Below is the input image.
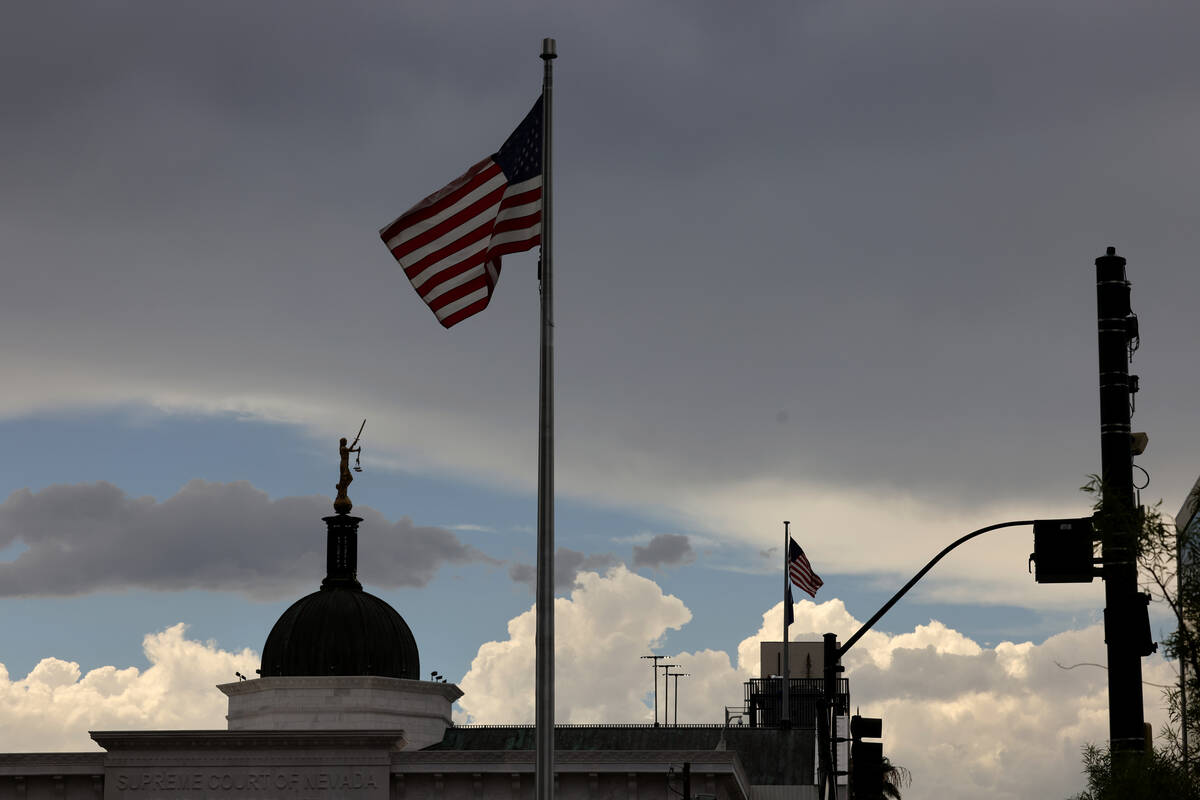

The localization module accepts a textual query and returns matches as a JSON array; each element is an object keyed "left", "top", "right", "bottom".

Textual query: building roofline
[{"left": 391, "top": 749, "right": 751, "bottom": 800}]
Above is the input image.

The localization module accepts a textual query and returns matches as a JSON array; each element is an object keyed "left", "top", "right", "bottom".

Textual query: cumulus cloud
[
  {"left": 0, "top": 480, "right": 498, "bottom": 599},
  {"left": 456, "top": 569, "right": 1177, "bottom": 800},
  {"left": 459, "top": 565, "right": 693, "bottom": 723},
  {"left": 631, "top": 533, "right": 695, "bottom": 570},
  {"left": 0, "top": 623, "right": 256, "bottom": 751},
  {"left": 508, "top": 548, "right": 622, "bottom": 593},
  {"left": 2, "top": 574, "right": 1179, "bottom": 800}
]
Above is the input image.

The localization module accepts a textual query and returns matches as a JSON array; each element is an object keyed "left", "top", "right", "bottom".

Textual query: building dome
[
  {"left": 259, "top": 513, "right": 421, "bottom": 679},
  {"left": 260, "top": 586, "right": 420, "bottom": 679}
]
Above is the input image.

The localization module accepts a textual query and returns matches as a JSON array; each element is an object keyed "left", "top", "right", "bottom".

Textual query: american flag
[
  {"left": 380, "top": 96, "right": 543, "bottom": 328},
  {"left": 788, "top": 537, "right": 824, "bottom": 598}
]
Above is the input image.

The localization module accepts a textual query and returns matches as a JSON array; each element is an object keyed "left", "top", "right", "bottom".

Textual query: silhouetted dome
[
  {"left": 260, "top": 586, "right": 420, "bottom": 679},
  {"left": 259, "top": 512, "right": 420, "bottom": 679}
]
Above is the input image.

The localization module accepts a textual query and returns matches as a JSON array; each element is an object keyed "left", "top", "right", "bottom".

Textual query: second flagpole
[
  {"left": 536, "top": 36, "right": 557, "bottom": 800},
  {"left": 781, "top": 521, "right": 791, "bottom": 728}
]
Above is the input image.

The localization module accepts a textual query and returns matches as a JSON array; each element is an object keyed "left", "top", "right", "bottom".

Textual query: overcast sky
[{"left": 2, "top": 3, "right": 1198, "bottom": 798}]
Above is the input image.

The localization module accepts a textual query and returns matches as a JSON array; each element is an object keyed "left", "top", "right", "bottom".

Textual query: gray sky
[
  {"left": 3, "top": 5, "right": 1199, "bottom": 794},
  {"left": 0, "top": 480, "right": 493, "bottom": 598},
  {"left": 2, "top": 0, "right": 1198, "bottom": 593}
]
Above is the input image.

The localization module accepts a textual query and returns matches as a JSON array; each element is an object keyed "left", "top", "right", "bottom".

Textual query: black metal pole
[
  {"left": 1095, "top": 246, "right": 1146, "bottom": 758},
  {"left": 782, "top": 521, "right": 791, "bottom": 729},
  {"left": 822, "top": 632, "right": 839, "bottom": 800}
]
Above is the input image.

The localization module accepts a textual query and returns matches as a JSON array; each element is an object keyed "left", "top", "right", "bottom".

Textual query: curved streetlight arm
[
  {"left": 837, "top": 519, "right": 1037, "bottom": 659},
  {"left": 819, "top": 518, "right": 1039, "bottom": 800}
]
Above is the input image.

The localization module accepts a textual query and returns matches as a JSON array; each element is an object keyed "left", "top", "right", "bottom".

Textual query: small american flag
[
  {"left": 380, "top": 96, "right": 543, "bottom": 328},
  {"left": 788, "top": 537, "right": 824, "bottom": 598}
]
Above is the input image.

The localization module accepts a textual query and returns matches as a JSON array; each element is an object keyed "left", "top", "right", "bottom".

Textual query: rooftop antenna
[
  {"left": 234, "top": 671, "right": 247, "bottom": 681},
  {"left": 666, "top": 670, "right": 690, "bottom": 726},
  {"left": 658, "top": 663, "right": 679, "bottom": 725},
  {"left": 641, "top": 655, "right": 665, "bottom": 726}
]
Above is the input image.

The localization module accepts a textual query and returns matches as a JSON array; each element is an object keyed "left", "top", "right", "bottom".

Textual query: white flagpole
[
  {"left": 782, "top": 521, "right": 790, "bottom": 728},
  {"left": 535, "top": 36, "right": 557, "bottom": 800}
]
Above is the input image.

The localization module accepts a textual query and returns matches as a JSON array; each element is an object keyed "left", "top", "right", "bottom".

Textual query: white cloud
[
  {"left": 456, "top": 570, "right": 1179, "bottom": 800},
  {"left": 0, "top": 582, "right": 1179, "bottom": 800},
  {"left": 457, "top": 566, "right": 693, "bottom": 723},
  {"left": 0, "top": 624, "right": 257, "bottom": 751}
]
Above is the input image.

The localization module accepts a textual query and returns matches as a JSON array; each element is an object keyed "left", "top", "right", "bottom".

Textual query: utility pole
[
  {"left": 1095, "top": 246, "right": 1147, "bottom": 757},
  {"left": 641, "top": 655, "right": 664, "bottom": 727}
]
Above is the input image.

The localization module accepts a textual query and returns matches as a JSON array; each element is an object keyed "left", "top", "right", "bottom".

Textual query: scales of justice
[{"left": 333, "top": 419, "right": 366, "bottom": 515}]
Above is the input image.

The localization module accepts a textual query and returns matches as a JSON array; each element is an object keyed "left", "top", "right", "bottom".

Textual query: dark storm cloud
[
  {"left": 0, "top": 481, "right": 499, "bottom": 599},
  {"left": 2, "top": 0, "right": 1199, "bottom": 529},
  {"left": 509, "top": 548, "right": 622, "bottom": 593},
  {"left": 631, "top": 534, "right": 695, "bottom": 570}
]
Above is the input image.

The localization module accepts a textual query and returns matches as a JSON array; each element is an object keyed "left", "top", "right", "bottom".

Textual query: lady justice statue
[{"left": 333, "top": 419, "right": 365, "bottom": 514}]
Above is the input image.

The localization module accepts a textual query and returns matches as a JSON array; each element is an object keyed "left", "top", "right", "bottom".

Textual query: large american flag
[
  {"left": 788, "top": 537, "right": 824, "bottom": 598},
  {"left": 380, "top": 96, "right": 543, "bottom": 328}
]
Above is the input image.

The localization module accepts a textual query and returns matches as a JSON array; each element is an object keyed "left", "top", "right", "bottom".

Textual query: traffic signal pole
[
  {"left": 819, "top": 519, "right": 1039, "bottom": 799},
  {"left": 815, "top": 247, "right": 1147, "bottom": 798},
  {"left": 1095, "top": 246, "right": 1146, "bottom": 757}
]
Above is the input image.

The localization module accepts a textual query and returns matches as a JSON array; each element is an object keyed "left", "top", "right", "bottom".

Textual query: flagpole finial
[{"left": 541, "top": 38, "right": 557, "bottom": 60}]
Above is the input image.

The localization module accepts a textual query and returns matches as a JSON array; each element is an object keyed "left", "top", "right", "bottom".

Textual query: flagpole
[
  {"left": 781, "top": 521, "right": 791, "bottom": 728},
  {"left": 535, "top": 36, "right": 557, "bottom": 800}
]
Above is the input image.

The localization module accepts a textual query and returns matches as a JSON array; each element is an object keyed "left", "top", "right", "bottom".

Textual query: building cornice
[
  {"left": 217, "top": 676, "right": 463, "bottom": 703},
  {"left": 0, "top": 753, "right": 105, "bottom": 776},
  {"left": 91, "top": 730, "right": 407, "bottom": 752}
]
